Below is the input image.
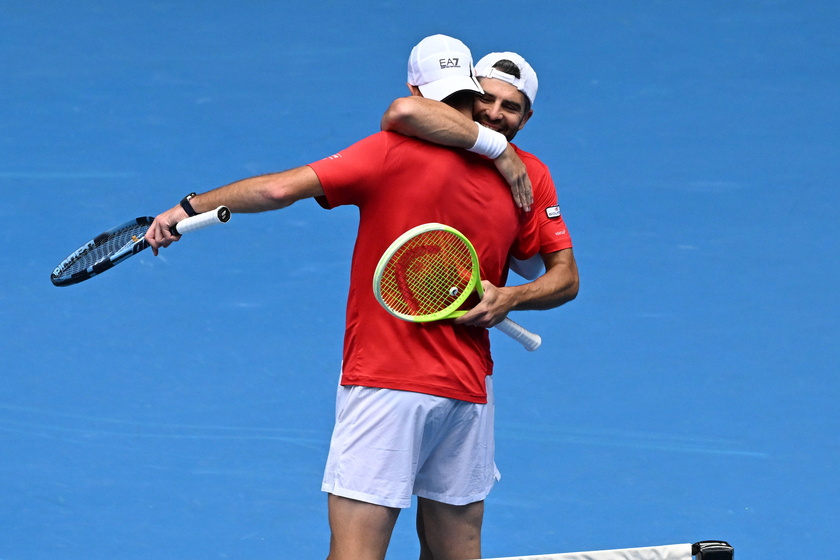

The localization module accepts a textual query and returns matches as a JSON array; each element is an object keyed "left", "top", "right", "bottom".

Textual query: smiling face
[{"left": 472, "top": 77, "right": 533, "bottom": 141}]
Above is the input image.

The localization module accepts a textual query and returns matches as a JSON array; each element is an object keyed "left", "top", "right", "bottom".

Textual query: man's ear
[
  {"left": 407, "top": 83, "right": 423, "bottom": 97},
  {"left": 518, "top": 108, "right": 534, "bottom": 131}
]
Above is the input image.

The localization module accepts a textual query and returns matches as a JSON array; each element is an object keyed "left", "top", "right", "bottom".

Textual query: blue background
[{"left": 1, "top": 1, "right": 838, "bottom": 558}]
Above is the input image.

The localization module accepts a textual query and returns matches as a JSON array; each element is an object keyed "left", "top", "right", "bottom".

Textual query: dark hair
[
  {"left": 492, "top": 59, "right": 521, "bottom": 79},
  {"left": 441, "top": 90, "right": 478, "bottom": 111},
  {"left": 489, "top": 60, "right": 531, "bottom": 114}
]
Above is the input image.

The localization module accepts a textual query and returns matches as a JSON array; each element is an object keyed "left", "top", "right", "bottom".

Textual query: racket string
[
  {"left": 379, "top": 230, "right": 474, "bottom": 317},
  {"left": 62, "top": 224, "right": 149, "bottom": 275}
]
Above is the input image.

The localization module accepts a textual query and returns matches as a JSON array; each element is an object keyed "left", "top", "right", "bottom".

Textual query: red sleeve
[
  {"left": 516, "top": 147, "right": 573, "bottom": 254},
  {"left": 308, "top": 133, "right": 390, "bottom": 209}
]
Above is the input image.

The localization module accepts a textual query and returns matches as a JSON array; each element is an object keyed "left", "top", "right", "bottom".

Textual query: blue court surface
[{"left": 2, "top": 2, "right": 838, "bottom": 558}]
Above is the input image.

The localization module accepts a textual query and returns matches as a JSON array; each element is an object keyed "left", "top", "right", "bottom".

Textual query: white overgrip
[
  {"left": 174, "top": 206, "right": 231, "bottom": 235},
  {"left": 494, "top": 317, "right": 542, "bottom": 351}
]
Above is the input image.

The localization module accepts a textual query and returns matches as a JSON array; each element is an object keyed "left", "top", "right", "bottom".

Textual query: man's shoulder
[
  {"left": 318, "top": 130, "right": 421, "bottom": 160},
  {"left": 379, "top": 131, "right": 491, "bottom": 169},
  {"left": 379, "top": 130, "right": 462, "bottom": 153},
  {"left": 512, "top": 143, "right": 553, "bottom": 183},
  {"left": 512, "top": 143, "right": 548, "bottom": 167},
  {"left": 343, "top": 130, "right": 416, "bottom": 148}
]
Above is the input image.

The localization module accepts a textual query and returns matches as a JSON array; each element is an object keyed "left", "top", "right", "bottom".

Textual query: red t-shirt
[
  {"left": 308, "top": 132, "right": 539, "bottom": 403},
  {"left": 513, "top": 144, "right": 574, "bottom": 254}
]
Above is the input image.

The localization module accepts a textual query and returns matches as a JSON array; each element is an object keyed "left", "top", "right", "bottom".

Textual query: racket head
[
  {"left": 373, "top": 223, "right": 480, "bottom": 322},
  {"left": 50, "top": 217, "right": 154, "bottom": 286}
]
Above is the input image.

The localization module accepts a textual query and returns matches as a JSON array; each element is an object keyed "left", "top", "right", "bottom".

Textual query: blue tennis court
[{"left": 2, "top": 1, "right": 838, "bottom": 558}]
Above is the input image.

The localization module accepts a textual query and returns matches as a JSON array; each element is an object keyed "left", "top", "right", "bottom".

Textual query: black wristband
[{"left": 180, "top": 192, "right": 198, "bottom": 217}]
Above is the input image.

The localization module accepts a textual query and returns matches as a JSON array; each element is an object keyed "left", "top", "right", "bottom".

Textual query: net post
[{"left": 692, "top": 541, "right": 734, "bottom": 560}]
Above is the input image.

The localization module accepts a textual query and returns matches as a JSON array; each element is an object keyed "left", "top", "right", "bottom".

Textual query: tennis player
[
  {"left": 145, "top": 35, "right": 573, "bottom": 560},
  {"left": 381, "top": 50, "right": 580, "bottom": 557},
  {"left": 381, "top": 50, "right": 579, "bottom": 324}
]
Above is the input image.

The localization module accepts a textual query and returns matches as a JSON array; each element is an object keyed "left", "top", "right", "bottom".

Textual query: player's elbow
[
  {"left": 567, "top": 274, "right": 580, "bottom": 302},
  {"left": 263, "top": 186, "right": 297, "bottom": 209},
  {"left": 543, "top": 249, "right": 579, "bottom": 304},
  {"left": 261, "top": 168, "right": 323, "bottom": 210},
  {"left": 545, "top": 273, "right": 578, "bottom": 309},
  {"left": 563, "top": 262, "right": 581, "bottom": 303},
  {"left": 381, "top": 97, "right": 416, "bottom": 133}
]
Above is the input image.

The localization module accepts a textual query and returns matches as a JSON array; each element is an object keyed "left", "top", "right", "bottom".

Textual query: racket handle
[
  {"left": 173, "top": 206, "right": 231, "bottom": 235},
  {"left": 494, "top": 317, "right": 542, "bottom": 352}
]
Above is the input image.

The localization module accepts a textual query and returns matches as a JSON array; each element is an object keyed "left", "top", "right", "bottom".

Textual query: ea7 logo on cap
[
  {"left": 439, "top": 58, "right": 461, "bottom": 69},
  {"left": 545, "top": 205, "right": 562, "bottom": 219}
]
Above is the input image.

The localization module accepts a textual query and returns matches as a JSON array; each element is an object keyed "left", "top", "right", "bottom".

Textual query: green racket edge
[{"left": 373, "top": 223, "right": 478, "bottom": 322}]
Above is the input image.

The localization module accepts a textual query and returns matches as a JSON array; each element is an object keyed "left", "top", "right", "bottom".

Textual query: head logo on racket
[{"left": 373, "top": 223, "right": 541, "bottom": 351}]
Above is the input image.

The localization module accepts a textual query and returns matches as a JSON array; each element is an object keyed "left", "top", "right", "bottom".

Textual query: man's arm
[
  {"left": 454, "top": 248, "right": 579, "bottom": 327},
  {"left": 144, "top": 165, "right": 324, "bottom": 255},
  {"left": 381, "top": 96, "right": 533, "bottom": 211},
  {"left": 381, "top": 96, "right": 477, "bottom": 147}
]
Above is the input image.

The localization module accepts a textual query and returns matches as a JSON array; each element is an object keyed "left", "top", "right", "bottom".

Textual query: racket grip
[
  {"left": 494, "top": 317, "right": 542, "bottom": 352},
  {"left": 173, "top": 206, "right": 231, "bottom": 235}
]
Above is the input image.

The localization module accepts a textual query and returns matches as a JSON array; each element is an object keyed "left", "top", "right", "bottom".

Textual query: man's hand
[
  {"left": 453, "top": 281, "right": 515, "bottom": 328},
  {"left": 144, "top": 205, "right": 188, "bottom": 256},
  {"left": 495, "top": 144, "right": 533, "bottom": 212},
  {"left": 455, "top": 248, "right": 580, "bottom": 329}
]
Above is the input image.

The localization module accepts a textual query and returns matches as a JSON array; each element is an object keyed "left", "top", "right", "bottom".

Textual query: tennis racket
[
  {"left": 50, "top": 206, "right": 231, "bottom": 287},
  {"left": 373, "top": 222, "right": 542, "bottom": 351}
]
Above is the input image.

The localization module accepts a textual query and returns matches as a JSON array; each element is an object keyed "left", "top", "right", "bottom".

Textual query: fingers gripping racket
[
  {"left": 373, "top": 223, "right": 542, "bottom": 351},
  {"left": 50, "top": 206, "right": 231, "bottom": 287}
]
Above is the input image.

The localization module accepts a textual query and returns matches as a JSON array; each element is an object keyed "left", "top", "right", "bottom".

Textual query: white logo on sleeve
[{"left": 545, "top": 205, "right": 562, "bottom": 219}]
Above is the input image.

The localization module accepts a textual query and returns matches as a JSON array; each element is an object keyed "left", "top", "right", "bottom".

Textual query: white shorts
[{"left": 321, "top": 378, "right": 499, "bottom": 508}]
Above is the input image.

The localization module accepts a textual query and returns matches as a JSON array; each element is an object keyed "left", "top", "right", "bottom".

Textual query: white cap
[
  {"left": 407, "top": 34, "right": 483, "bottom": 101},
  {"left": 475, "top": 52, "right": 538, "bottom": 107}
]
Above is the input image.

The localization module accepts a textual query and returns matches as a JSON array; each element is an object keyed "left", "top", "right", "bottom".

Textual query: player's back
[{"left": 310, "top": 131, "right": 535, "bottom": 402}]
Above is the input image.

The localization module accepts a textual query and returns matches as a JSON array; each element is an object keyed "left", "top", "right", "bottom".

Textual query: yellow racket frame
[{"left": 373, "top": 223, "right": 480, "bottom": 322}]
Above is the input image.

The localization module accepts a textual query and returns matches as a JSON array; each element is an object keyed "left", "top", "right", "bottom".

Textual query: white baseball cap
[
  {"left": 475, "top": 52, "right": 539, "bottom": 107},
  {"left": 407, "top": 34, "right": 483, "bottom": 101}
]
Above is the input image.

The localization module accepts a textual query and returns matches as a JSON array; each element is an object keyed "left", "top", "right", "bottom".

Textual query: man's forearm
[
  {"left": 504, "top": 249, "right": 579, "bottom": 311},
  {"left": 381, "top": 96, "right": 478, "bottom": 147},
  {"left": 145, "top": 166, "right": 324, "bottom": 254},
  {"left": 187, "top": 166, "right": 324, "bottom": 215},
  {"left": 455, "top": 248, "right": 579, "bottom": 328}
]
